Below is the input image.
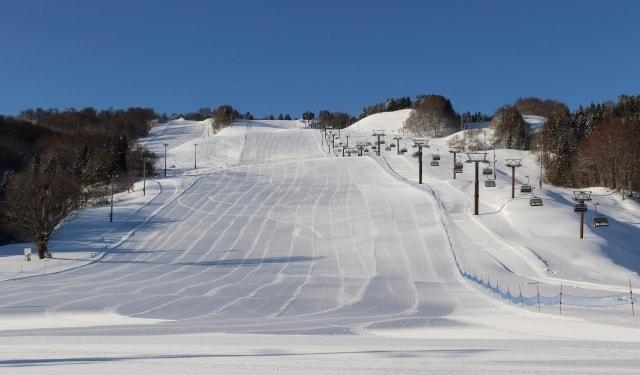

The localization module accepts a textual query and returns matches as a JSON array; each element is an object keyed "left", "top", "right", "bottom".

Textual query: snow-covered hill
[
  {"left": 1, "top": 115, "right": 640, "bottom": 373},
  {"left": 346, "top": 108, "right": 412, "bottom": 134}
]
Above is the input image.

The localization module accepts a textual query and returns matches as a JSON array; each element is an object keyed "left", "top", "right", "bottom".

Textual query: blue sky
[{"left": 1, "top": 0, "right": 638, "bottom": 117}]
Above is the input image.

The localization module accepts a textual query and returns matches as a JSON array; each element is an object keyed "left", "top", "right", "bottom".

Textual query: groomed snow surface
[{"left": 1, "top": 115, "right": 640, "bottom": 374}]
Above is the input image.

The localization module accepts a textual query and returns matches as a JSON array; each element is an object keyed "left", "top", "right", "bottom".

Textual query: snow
[
  {"left": 523, "top": 114, "right": 547, "bottom": 133},
  {"left": 346, "top": 109, "right": 412, "bottom": 134},
  {"left": 1, "top": 116, "right": 640, "bottom": 373}
]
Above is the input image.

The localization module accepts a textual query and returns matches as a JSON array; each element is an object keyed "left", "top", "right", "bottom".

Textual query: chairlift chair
[
  {"left": 529, "top": 197, "right": 543, "bottom": 206},
  {"left": 520, "top": 185, "right": 532, "bottom": 193},
  {"left": 432, "top": 154, "right": 441, "bottom": 161},
  {"left": 412, "top": 151, "right": 420, "bottom": 158},
  {"left": 430, "top": 160, "right": 439, "bottom": 166},
  {"left": 454, "top": 161, "right": 464, "bottom": 173},
  {"left": 482, "top": 167, "right": 492, "bottom": 176},
  {"left": 592, "top": 217, "right": 609, "bottom": 227},
  {"left": 385, "top": 146, "right": 391, "bottom": 151},
  {"left": 592, "top": 202, "right": 609, "bottom": 227},
  {"left": 364, "top": 149, "right": 369, "bottom": 153},
  {"left": 484, "top": 179, "right": 496, "bottom": 187},
  {"left": 520, "top": 175, "right": 533, "bottom": 193},
  {"left": 400, "top": 147, "right": 408, "bottom": 153},
  {"left": 390, "top": 143, "right": 396, "bottom": 148}
]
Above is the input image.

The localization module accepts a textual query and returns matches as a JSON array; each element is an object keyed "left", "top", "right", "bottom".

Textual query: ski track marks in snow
[{"left": 0, "top": 125, "right": 473, "bottom": 337}]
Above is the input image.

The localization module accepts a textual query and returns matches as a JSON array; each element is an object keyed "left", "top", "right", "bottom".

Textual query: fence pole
[
  {"left": 630, "top": 279, "right": 635, "bottom": 318},
  {"left": 519, "top": 285, "right": 524, "bottom": 308},
  {"left": 559, "top": 283, "right": 563, "bottom": 315},
  {"left": 537, "top": 283, "right": 541, "bottom": 312}
]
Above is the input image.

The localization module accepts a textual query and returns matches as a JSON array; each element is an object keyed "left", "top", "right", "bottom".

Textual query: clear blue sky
[{"left": 1, "top": 0, "right": 638, "bottom": 117}]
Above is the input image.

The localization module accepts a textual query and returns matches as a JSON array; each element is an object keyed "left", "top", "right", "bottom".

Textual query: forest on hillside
[{"left": 0, "top": 108, "right": 157, "bottom": 255}]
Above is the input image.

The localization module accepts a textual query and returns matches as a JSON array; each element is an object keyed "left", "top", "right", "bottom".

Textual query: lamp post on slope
[
  {"left": 142, "top": 157, "right": 146, "bottom": 196},
  {"left": 194, "top": 143, "right": 198, "bottom": 170},
  {"left": 163, "top": 143, "right": 169, "bottom": 177},
  {"left": 109, "top": 173, "right": 118, "bottom": 223}
]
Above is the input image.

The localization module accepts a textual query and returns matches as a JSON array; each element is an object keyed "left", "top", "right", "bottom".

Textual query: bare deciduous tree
[{"left": 2, "top": 172, "right": 80, "bottom": 259}]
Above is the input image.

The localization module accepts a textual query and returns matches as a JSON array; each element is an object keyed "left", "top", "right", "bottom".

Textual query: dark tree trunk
[{"left": 35, "top": 233, "right": 50, "bottom": 259}]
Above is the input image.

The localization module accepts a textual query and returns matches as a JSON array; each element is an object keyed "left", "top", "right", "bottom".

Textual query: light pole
[
  {"left": 163, "top": 143, "right": 169, "bottom": 177},
  {"left": 345, "top": 135, "right": 350, "bottom": 148},
  {"left": 413, "top": 138, "right": 429, "bottom": 184},
  {"left": 109, "top": 173, "right": 117, "bottom": 223},
  {"left": 142, "top": 157, "right": 146, "bottom": 196},
  {"left": 372, "top": 130, "right": 386, "bottom": 157},
  {"left": 493, "top": 145, "right": 497, "bottom": 180},
  {"left": 466, "top": 152, "right": 489, "bottom": 215},
  {"left": 505, "top": 159, "right": 522, "bottom": 199},
  {"left": 538, "top": 144, "right": 543, "bottom": 190},
  {"left": 194, "top": 143, "right": 198, "bottom": 170}
]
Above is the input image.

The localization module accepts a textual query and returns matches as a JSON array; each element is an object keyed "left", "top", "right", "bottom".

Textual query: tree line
[
  {"left": 543, "top": 95, "right": 640, "bottom": 193},
  {"left": 0, "top": 108, "right": 157, "bottom": 257},
  {"left": 485, "top": 95, "right": 640, "bottom": 193}
]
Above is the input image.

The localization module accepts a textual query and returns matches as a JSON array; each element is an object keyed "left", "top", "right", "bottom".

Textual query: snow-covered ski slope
[
  {"left": 1, "top": 117, "right": 640, "bottom": 374},
  {"left": 347, "top": 108, "right": 412, "bottom": 134}
]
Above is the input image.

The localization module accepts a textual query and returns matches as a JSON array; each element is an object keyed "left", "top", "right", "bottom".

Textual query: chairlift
[
  {"left": 482, "top": 167, "right": 492, "bottom": 176},
  {"left": 529, "top": 197, "right": 543, "bottom": 206},
  {"left": 400, "top": 147, "right": 408, "bottom": 153},
  {"left": 432, "top": 154, "right": 441, "bottom": 161},
  {"left": 364, "top": 149, "right": 369, "bottom": 153},
  {"left": 484, "top": 179, "right": 496, "bottom": 187},
  {"left": 592, "top": 217, "right": 609, "bottom": 227},
  {"left": 412, "top": 151, "right": 420, "bottom": 158},
  {"left": 574, "top": 202, "right": 587, "bottom": 213},
  {"left": 430, "top": 160, "right": 439, "bottom": 166},
  {"left": 385, "top": 146, "right": 391, "bottom": 151},
  {"left": 390, "top": 143, "right": 396, "bottom": 148},
  {"left": 454, "top": 161, "right": 464, "bottom": 173},
  {"left": 592, "top": 202, "right": 609, "bottom": 227},
  {"left": 520, "top": 175, "right": 532, "bottom": 193}
]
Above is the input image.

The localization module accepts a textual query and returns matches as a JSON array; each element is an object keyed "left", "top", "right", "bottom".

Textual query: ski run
[{"left": 1, "top": 112, "right": 640, "bottom": 374}]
